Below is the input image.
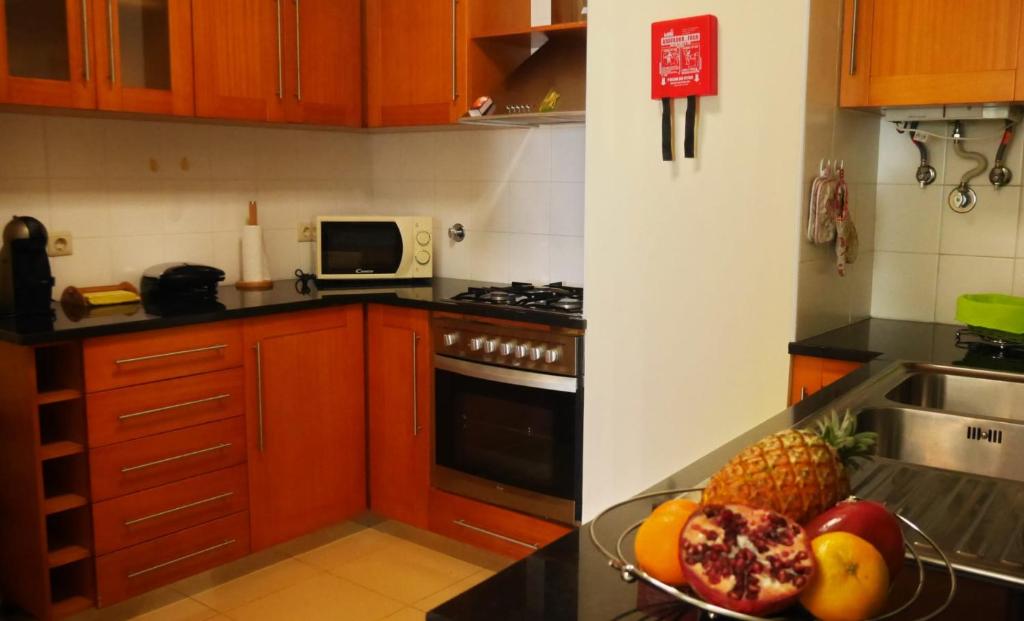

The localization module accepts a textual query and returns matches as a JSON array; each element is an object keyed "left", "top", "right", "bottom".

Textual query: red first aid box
[{"left": 651, "top": 14, "right": 718, "bottom": 100}]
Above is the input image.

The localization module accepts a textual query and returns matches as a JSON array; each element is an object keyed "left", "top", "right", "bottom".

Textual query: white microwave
[{"left": 315, "top": 216, "right": 433, "bottom": 280}]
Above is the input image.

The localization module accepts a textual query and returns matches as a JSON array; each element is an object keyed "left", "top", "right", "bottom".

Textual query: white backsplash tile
[
  {"left": 935, "top": 255, "right": 1014, "bottom": 324},
  {"left": 48, "top": 179, "right": 110, "bottom": 238},
  {"left": 508, "top": 234, "right": 550, "bottom": 283},
  {"left": 0, "top": 114, "right": 47, "bottom": 179},
  {"left": 876, "top": 121, "right": 946, "bottom": 186},
  {"left": 549, "top": 182, "right": 585, "bottom": 237},
  {"left": 943, "top": 120, "right": 1024, "bottom": 187},
  {"left": 549, "top": 236, "right": 584, "bottom": 286},
  {"left": 507, "top": 182, "right": 550, "bottom": 235},
  {"left": 44, "top": 116, "right": 106, "bottom": 179},
  {"left": 0, "top": 179, "right": 51, "bottom": 225},
  {"left": 470, "top": 231, "right": 510, "bottom": 283},
  {"left": 551, "top": 127, "right": 586, "bottom": 183},
  {"left": 1013, "top": 259, "right": 1024, "bottom": 296},
  {"left": 111, "top": 234, "right": 165, "bottom": 284},
  {"left": 939, "top": 185, "right": 1020, "bottom": 257},
  {"left": 870, "top": 251, "right": 938, "bottom": 322},
  {"left": 874, "top": 184, "right": 941, "bottom": 253},
  {"left": 507, "top": 128, "right": 552, "bottom": 182}
]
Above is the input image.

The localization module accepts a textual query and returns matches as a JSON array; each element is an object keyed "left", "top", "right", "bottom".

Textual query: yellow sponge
[{"left": 82, "top": 290, "right": 141, "bottom": 306}]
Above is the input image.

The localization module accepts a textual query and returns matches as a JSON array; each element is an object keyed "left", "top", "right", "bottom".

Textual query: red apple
[{"left": 805, "top": 499, "right": 905, "bottom": 579}]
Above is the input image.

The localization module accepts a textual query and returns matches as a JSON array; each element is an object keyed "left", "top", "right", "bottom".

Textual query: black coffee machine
[{"left": 0, "top": 216, "right": 56, "bottom": 317}]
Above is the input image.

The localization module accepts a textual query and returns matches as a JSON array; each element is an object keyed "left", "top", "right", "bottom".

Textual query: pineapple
[{"left": 702, "top": 410, "right": 877, "bottom": 524}]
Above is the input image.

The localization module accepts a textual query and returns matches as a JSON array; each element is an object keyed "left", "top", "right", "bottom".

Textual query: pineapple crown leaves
[{"left": 815, "top": 408, "right": 878, "bottom": 470}]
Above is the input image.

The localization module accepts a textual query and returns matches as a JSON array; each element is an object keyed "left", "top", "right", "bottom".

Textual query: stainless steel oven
[{"left": 432, "top": 316, "right": 583, "bottom": 525}]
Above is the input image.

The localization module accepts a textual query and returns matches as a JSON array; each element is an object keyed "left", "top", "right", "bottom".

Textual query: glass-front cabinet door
[
  {"left": 0, "top": 0, "right": 96, "bottom": 108},
  {"left": 92, "top": 0, "right": 193, "bottom": 115}
]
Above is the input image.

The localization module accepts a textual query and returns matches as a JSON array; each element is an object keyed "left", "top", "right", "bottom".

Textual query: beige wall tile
[
  {"left": 935, "top": 255, "right": 1014, "bottom": 324},
  {"left": 870, "top": 251, "right": 939, "bottom": 322},
  {"left": 939, "top": 185, "right": 1020, "bottom": 257},
  {"left": 874, "top": 184, "right": 942, "bottom": 253}
]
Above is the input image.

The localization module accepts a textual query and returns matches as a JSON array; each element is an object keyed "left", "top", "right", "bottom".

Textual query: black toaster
[{"left": 141, "top": 263, "right": 225, "bottom": 308}]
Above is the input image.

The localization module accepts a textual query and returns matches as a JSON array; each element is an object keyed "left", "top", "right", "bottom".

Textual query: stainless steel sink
[{"left": 798, "top": 362, "right": 1024, "bottom": 586}]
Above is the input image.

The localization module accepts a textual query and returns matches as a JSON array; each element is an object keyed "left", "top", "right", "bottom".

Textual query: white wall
[
  {"left": 0, "top": 113, "right": 585, "bottom": 292},
  {"left": 795, "top": 0, "right": 880, "bottom": 340},
  {"left": 582, "top": 0, "right": 811, "bottom": 519},
  {"left": 871, "top": 119, "right": 1024, "bottom": 324}
]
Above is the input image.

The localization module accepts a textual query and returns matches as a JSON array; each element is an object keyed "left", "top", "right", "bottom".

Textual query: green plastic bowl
[{"left": 956, "top": 293, "right": 1024, "bottom": 334}]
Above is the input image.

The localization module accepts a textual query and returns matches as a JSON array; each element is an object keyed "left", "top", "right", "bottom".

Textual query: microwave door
[{"left": 319, "top": 221, "right": 404, "bottom": 276}]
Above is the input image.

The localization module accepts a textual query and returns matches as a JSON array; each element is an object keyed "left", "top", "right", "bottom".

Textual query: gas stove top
[{"left": 447, "top": 282, "right": 583, "bottom": 315}]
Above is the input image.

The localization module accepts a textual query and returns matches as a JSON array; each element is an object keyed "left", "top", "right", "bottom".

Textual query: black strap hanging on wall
[
  {"left": 662, "top": 98, "right": 673, "bottom": 161},
  {"left": 683, "top": 95, "right": 697, "bottom": 159}
]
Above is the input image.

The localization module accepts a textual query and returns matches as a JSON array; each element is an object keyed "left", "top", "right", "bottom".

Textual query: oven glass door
[
  {"left": 435, "top": 361, "right": 579, "bottom": 501},
  {"left": 320, "top": 221, "right": 404, "bottom": 275}
]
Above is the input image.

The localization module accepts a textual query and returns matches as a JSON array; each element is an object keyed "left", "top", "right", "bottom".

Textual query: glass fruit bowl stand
[{"left": 588, "top": 488, "right": 957, "bottom": 621}]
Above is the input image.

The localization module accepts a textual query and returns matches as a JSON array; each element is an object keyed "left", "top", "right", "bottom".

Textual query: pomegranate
[
  {"left": 679, "top": 504, "right": 815, "bottom": 616},
  {"left": 805, "top": 498, "right": 905, "bottom": 579}
]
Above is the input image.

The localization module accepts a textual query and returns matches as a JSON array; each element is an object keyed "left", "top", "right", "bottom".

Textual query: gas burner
[
  {"left": 448, "top": 282, "right": 583, "bottom": 315},
  {"left": 956, "top": 326, "right": 1024, "bottom": 358}
]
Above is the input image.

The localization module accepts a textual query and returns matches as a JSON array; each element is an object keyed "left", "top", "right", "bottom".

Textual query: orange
[
  {"left": 800, "top": 532, "right": 890, "bottom": 621},
  {"left": 633, "top": 499, "right": 699, "bottom": 585}
]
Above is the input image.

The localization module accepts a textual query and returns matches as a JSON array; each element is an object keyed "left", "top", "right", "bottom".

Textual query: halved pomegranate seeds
[{"left": 679, "top": 504, "right": 815, "bottom": 616}]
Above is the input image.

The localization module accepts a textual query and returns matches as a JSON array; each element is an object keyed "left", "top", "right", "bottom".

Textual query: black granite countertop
[
  {"left": 0, "top": 278, "right": 586, "bottom": 345},
  {"left": 430, "top": 363, "right": 1024, "bottom": 620}
]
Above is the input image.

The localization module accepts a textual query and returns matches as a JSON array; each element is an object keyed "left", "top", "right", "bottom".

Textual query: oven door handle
[{"left": 434, "top": 356, "right": 578, "bottom": 393}]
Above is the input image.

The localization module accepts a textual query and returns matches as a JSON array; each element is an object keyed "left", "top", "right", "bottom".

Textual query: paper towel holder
[{"left": 235, "top": 201, "right": 274, "bottom": 291}]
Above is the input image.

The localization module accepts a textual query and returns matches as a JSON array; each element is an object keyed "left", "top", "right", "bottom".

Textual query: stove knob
[
  {"left": 443, "top": 333, "right": 460, "bottom": 347},
  {"left": 544, "top": 348, "right": 561, "bottom": 364},
  {"left": 468, "top": 337, "right": 484, "bottom": 352},
  {"left": 499, "top": 342, "right": 515, "bottom": 356},
  {"left": 529, "top": 346, "right": 545, "bottom": 361},
  {"left": 484, "top": 338, "right": 499, "bottom": 354},
  {"left": 514, "top": 344, "right": 529, "bottom": 359}
]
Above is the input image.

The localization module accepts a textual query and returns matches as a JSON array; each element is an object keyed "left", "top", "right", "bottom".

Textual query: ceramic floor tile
[
  {"left": 170, "top": 548, "right": 291, "bottom": 598},
  {"left": 66, "top": 588, "right": 194, "bottom": 621},
  {"left": 331, "top": 539, "right": 483, "bottom": 605},
  {"left": 293, "top": 528, "right": 404, "bottom": 571},
  {"left": 271, "top": 521, "right": 367, "bottom": 558},
  {"left": 413, "top": 570, "right": 495, "bottom": 612},
  {"left": 127, "top": 599, "right": 220, "bottom": 621},
  {"left": 382, "top": 608, "right": 426, "bottom": 621},
  {"left": 371, "top": 520, "right": 514, "bottom": 573},
  {"left": 187, "top": 558, "right": 322, "bottom": 612},
  {"left": 224, "top": 573, "right": 403, "bottom": 621}
]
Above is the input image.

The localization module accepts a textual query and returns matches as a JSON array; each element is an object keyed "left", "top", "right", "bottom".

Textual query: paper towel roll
[{"left": 241, "top": 224, "right": 269, "bottom": 283}]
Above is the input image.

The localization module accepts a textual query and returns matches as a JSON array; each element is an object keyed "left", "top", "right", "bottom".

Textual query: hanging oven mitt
[
  {"left": 813, "top": 169, "right": 837, "bottom": 244},
  {"left": 834, "top": 170, "right": 858, "bottom": 276}
]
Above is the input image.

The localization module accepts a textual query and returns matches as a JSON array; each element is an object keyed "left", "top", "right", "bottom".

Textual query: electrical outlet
[
  {"left": 297, "top": 222, "right": 316, "bottom": 243},
  {"left": 47, "top": 231, "right": 73, "bottom": 257}
]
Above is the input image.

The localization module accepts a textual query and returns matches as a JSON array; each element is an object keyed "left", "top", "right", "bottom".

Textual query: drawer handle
[
  {"left": 124, "top": 491, "right": 235, "bottom": 527},
  {"left": 115, "top": 344, "right": 228, "bottom": 366},
  {"left": 119, "top": 394, "right": 232, "bottom": 421},
  {"left": 452, "top": 519, "right": 539, "bottom": 551},
  {"left": 120, "top": 443, "right": 232, "bottom": 474},
  {"left": 126, "top": 539, "right": 236, "bottom": 579}
]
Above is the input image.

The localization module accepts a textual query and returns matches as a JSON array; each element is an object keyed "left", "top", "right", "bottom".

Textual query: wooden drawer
[
  {"left": 84, "top": 322, "right": 243, "bottom": 392},
  {"left": 96, "top": 511, "right": 250, "bottom": 607},
  {"left": 87, "top": 368, "right": 245, "bottom": 447},
  {"left": 90, "top": 417, "right": 247, "bottom": 502},
  {"left": 93, "top": 465, "right": 249, "bottom": 556},
  {"left": 428, "top": 489, "right": 572, "bottom": 560}
]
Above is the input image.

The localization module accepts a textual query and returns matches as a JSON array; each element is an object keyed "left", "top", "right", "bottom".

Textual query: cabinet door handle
[
  {"left": 118, "top": 393, "right": 231, "bottom": 421},
  {"left": 255, "top": 343, "right": 265, "bottom": 452},
  {"left": 120, "top": 442, "right": 232, "bottom": 473},
  {"left": 412, "top": 332, "right": 420, "bottom": 436},
  {"left": 275, "top": 0, "right": 284, "bottom": 99},
  {"left": 114, "top": 343, "right": 228, "bottom": 366},
  {"left": 81, "top": 0, "right": 90, "bottom": 81},
  {"left": 848, "top": 0, "right": 859, "bottom": 75},
  {"left": 124, "top": 491, "right": 234, "bottom": 526},
  {"left": 452, "top": 520, "right": 538, "bottom": 550},
  {"left": 106, "top": 0, "right": 115, "bottom": 85},
  {"left": 294, "top": 0, "right": 302, "bottom": 101},
  {"left": 127, "top": 539, "right": 236, "bottom": 579},
  {"left": 800, "top": 386, "right": 808, "bottom": 400},
  {"left": 450, "top": 0, "right": 458, "bottom": 101}
]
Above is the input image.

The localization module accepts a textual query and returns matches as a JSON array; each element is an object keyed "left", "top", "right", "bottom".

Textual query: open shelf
[
  {"left": 37, "top": 388, "right": 83, "bottom": 406},
  {"left": 40, "top": 441, "right": 86, "bottom": 462},
  {"left": 43, "top": 494, "right": 89, "bottom": 515},
  {"left": 474, "top": 20, "right": 586, "bottom": 39},
  {"left": 459, "top": 110, "right": 585, "bottom": 127},
  {"left": 34, "top": 343, "right": 82, "bottom": 394},
  {"left": 47, "top": 545, "right": 90, "bottom": 569},
  {"left": 52, "top": 595, "right": 93, "bottom": 620}
]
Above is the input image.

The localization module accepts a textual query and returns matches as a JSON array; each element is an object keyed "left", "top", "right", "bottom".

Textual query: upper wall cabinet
[
  {"left": 841, "top": 0, "right": 1024, "bottom": 107},
  {"left": 93, "top": 0, "right": 194, "bottom": 115},
  {"left": 365, "top": 0, "right": 467, "bottom": 127},
  {"left": 0, "top": 0, "right": 95, "bottom": 109},
  {"left": 0, "top": 0, "right": 193, "bottom": 114},
  {"left": 192, "top": 0, "right": 361, "bottom": 126}
]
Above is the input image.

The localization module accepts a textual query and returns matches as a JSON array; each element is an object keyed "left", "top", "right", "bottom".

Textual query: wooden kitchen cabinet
[
  {"left": 244, "top": 306, "right": 367, "bottom": 550},
  {"left": 789, "top": 355, "right": 862, "bottom": 405},
  {"left": 840, "top": 0, "right": 1024, "bottom": 107},
  {"left": 193, "top": 0, "right": 360, "bottom": 125},
  {"left": 367, "top": 304, "right": 432, "bottom": 528},
  {"left": 91, "top": 0, "right": 194, "bottom": 116},
  {"left": 365, "top": 0, "right": 467, "bottom": 127},
  {"left": 0, "top": 0, "right": 96, "bottom": 109},
  {"left": 281, "top": 0, "right": 362, "bottom": 126}
]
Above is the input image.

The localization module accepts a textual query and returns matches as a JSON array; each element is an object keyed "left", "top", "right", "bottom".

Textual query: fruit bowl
[{"left": 588, "top": 488, "right": 957, "bottom": 621}]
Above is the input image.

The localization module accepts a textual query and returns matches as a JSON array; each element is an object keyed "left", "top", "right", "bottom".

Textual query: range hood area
[{"left": 460, "top": 3, "right": 586, "bottom": 128}]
